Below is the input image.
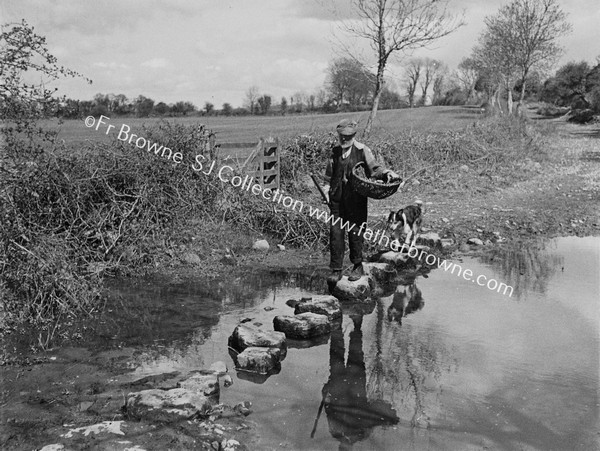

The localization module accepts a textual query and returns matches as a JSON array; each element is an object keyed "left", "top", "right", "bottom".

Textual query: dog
[
  {"left": 387, "top": 200, "right": 423, "bottom": 248},
  {"left": 387, "top": 283, "right": 424, "bottom": 324}
]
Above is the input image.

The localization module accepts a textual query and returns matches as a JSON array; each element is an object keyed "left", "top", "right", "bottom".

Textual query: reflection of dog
[
  {"left": 387, "top": 200, "right": 423, "bottom": 248},
  {"left": 387, "top": 283, "right": 424, "bottom": 324}
]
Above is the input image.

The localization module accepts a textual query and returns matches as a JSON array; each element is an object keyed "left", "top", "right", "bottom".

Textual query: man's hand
[
  {"left": 386, "top": 171, "right": 401, "bottom": 183},
  {"left": 322, "top": 184, "right": 330, "bottom": 204}
]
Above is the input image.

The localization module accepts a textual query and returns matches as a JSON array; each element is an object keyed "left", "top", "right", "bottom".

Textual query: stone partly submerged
[
  {"left": 125, "top": 388, "right": 214, "bottom": 422},
  {"left": 293, "top": 295, "right": 342, "bottom": 320},
  {"left": 331, "top": 276, "right": 371, "bottom": 303},
  {"left": 228, "top": 323, "right": 287, "bottom": 358},
  {"left": 177, "top": 371, "right": 219, "bottom": 400},
  {"left": 273, "top": 312, "right": 331, "bottom": 339},
  {"left": 235, "top": 346, "right": 282, "bottom": 375}
]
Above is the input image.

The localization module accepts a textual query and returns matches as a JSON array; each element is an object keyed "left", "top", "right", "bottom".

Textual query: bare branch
[{"left": 338, "top": 0, "right": 464, "bottom": 135}]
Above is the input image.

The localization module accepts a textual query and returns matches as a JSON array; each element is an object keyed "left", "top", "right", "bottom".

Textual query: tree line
[
  {"left": 7, "top": 0, "right": 599, "bottom": 124},
  {"left": 58, "top": 54, "right": 599, "bottom": 121}
]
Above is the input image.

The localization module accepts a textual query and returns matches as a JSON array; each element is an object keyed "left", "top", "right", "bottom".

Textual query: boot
[
  {"left": 348, "top": 263, "right": 364, "bottom": 282},
  {"left": 327, "top": 270, "right": 342, "bottom": 284},
  {"left": 327, "top": 270, "right": 342, "bottom": 294}
]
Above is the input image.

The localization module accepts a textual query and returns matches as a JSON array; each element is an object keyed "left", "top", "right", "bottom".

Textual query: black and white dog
[
  {"left": 387, "top": 200, "right": 423, "bottom": 248},
  {"left": 387, "top": 283, "right": 424, "bottom": 324}
]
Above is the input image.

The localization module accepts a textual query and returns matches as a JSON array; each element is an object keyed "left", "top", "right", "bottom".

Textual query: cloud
[
  {"left": 3, "top": 0, "right": 597, "bottom": 108},
  {"left": 93, "top": 62, "right": 129, "bottom": 69},
  {"left": 141, "top": 58, "right": 168, "bottom": 69},
  {"left": 291, "top": 0, "right": 358, "bottom": 21}
]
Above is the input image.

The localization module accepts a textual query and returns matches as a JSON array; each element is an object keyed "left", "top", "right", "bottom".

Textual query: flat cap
[{"left": 336, "top": 119, "right": 357, "bottom": 136}]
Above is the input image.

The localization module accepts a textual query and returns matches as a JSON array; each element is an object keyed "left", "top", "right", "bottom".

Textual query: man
[{"left": 323, "top": 119, "right": 400, "bottom": 283}]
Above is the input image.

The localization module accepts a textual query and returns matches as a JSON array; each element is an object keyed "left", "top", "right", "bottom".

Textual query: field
[{"left": 48, "top": 105, "right": 484, "bottom": 146}]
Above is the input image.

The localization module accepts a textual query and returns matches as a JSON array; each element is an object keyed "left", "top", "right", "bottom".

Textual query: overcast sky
[{"left": 2, "top": 0, "right": 599, "bottom": 108}]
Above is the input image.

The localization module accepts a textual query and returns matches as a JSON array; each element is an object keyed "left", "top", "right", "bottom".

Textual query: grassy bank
[{"left": 1, "top": 110, "right": 551, "bottom": 347}]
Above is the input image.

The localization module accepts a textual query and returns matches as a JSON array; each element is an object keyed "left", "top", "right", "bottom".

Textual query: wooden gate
[{"left": 216, "top": 137, "right": 280, "bottom": 191}]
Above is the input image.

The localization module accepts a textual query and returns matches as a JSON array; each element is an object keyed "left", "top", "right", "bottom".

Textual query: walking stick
[
  {"left": 310, "top": 174, "right": 328, "bottom": 204},
  {"left": 310, "top": 393, "right": 327, "bottom": 438}
]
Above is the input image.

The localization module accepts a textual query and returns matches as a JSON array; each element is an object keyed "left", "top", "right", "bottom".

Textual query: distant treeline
[{"left": 54, "top": 57, "right": 600, "bottom": 120}]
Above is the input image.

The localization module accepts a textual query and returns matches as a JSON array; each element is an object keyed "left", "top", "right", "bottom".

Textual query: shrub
[
  {"left": 1, "top": 120, "right": 333, "bottom": 343},
  {"left": 277, "top": 115, "right": 548, "bottom": 197},
  {"left": 279, "top": 132, "right": 337, "bottom": 191}
]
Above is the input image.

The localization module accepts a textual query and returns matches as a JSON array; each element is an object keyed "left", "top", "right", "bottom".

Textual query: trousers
[{"left": 329, "top": 189, "right": 368, "bottom": 270}]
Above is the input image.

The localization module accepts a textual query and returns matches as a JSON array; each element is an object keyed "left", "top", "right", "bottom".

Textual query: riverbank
[{"left": 1, "top": 116, "right": 598, "bottom": 450}]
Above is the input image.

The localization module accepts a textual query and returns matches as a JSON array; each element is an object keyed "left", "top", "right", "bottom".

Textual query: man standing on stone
[{"left": 322, "top": 119, "right": 400, "bottom": 283}]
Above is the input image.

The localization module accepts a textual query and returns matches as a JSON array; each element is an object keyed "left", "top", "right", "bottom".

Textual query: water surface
[{"left": 119, "top": 236, "right": 599, "bottom": 450}]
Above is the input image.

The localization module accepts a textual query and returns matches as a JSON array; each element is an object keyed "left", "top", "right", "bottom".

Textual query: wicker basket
[{"left": 350, "top": 162, "right": 402, "bottom": 199}]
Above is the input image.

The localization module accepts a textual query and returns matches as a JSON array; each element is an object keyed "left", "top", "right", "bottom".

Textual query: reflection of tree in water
[
  {"left": 100, "top": 280, "right": 225, "bottom": 347},
  {"left": 480, "top": 240, "right": 562, "bottom": 298},
  {"left": 100, "top": 269, "right": 324, "bottom": 349},
  {"left": 220, "top": 268, "right": 327, "bottom": 310},
  {"left": 319, "top": 315, "right": 399, "bottom": 449},
  {"left": 366, "top": 281, "right": 455, "bottom": 433}
]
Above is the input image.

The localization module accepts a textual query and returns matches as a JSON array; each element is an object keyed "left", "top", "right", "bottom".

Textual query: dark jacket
[{"left": 324, "top": 141, "right": 387, "bottom": 203}]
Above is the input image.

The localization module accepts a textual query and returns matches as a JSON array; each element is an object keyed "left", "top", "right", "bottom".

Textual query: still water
[{"left": 113, "top": 237, "right": 599, "bottom": 450}]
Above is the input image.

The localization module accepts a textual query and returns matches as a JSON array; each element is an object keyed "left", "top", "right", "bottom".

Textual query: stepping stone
[
  {"left": 273, "top": 312, "right": 331, "bottom": 339},
  {"left": 332, "top": 276, "right": 371, "bottom": 302},
  {"left": 236, "top": 347, "right": 282, "bottom": 375},
  {"left": 294, "top": 295, "right": 341, "bottom": 320},
  {"left": 228, "top": 323, "right": 287, "bottom": 358}
]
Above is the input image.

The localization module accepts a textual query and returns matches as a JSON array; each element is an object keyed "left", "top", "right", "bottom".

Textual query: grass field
[{"left": 47, "top": 105, "right": 484, "bottom": 146}]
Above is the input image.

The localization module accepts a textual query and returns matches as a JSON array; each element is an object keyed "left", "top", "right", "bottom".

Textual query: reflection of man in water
[
  {"left": 321, "top": 314, "right": 399, "bottom": 449},
  {"left": 387, "top": 283, "right": 424, "bottom": 324}
]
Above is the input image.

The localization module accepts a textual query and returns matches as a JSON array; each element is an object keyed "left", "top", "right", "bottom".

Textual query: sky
[{"left": 2, "top": 0, "right": 599, "bottom": 108}]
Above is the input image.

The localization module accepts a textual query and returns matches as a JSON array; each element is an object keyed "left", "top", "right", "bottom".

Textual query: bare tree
[
  {"left": 419, "top": 58, "right": 442, "bottom": 105},
  {"left": 405, "top": 58, "right": 422, "bottom": 108},
  {"left": 340, "top": 0, "right": 463, "bottom": 135},
  {"left": 456, "top": 57, "right": 479, "bottom": 103},
  {"left": 245, "top": 85, "right": 260, "bottom": 115},
  {"left": 431, "top": 72, "right": 446, "bottom": 105},
  {"left": 315, "top": 89, "right": 329, "bottom": 109},
  {"left": 472, "top": 29, "right": 518, "bottom": 114},
  {"left": 476, "top": 0, "right": 571, "bottom": 113},
  {"left": 292, "top": 91, "right": 309, "bottom": 113}
]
